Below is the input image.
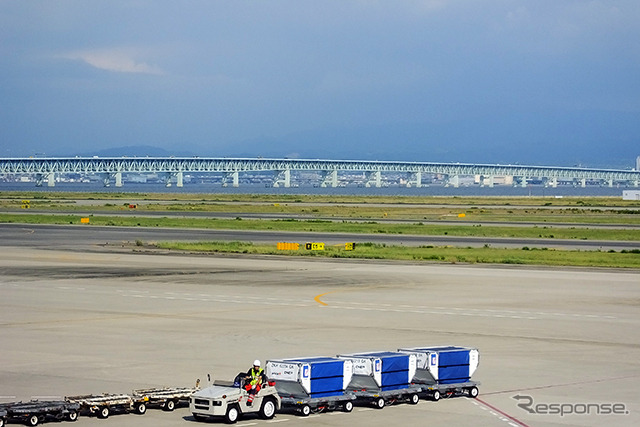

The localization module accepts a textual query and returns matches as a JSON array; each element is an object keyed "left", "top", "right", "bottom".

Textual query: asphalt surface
[
  {"left": 0, "top": 226, "right": 639, "bottom": 426},
  {"left": 1, "top": 223, "right": 638, "bottom": 251}
]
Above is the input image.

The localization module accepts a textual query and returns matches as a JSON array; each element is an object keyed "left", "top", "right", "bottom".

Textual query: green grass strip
[
  {"left": 153, "top": 241, "right": 640, "bottom": 269},
  {"left": 1, "top": 213, "right": 640, "bottom": 241}
]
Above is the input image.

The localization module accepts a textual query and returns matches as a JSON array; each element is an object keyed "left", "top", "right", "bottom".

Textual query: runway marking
[
  {"left": 9, "top": 284, "right": 619, "bottom": 321},
  {"left": 471, "top": 398, "right": 531, "bottom": 427},
  {"left": 112, "top": 290, "right": 624, "bottom": 321},
  {"left": 314, "top": 290, "right": 342, "bottom": 306}
]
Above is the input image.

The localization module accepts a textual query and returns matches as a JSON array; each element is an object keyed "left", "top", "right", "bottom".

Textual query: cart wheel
[
  {"left": 409, "top": 393, "right": 420, "bottom": 405},
  {"left": 0, "top": 417, "right": 5, "bottom": 427},
  {"left": 259, "top": 398, "right": 276, "bottom": 419},
  {"left": 27, "top": 414, "right": 39, "bottom": 426},
  {"left": 375, "top": 397, "right": 385, "bottom": 409},
  {"left": 468, "top": 386, "right": 479, "bottom": 398},
  {"left": 135, "top": 402, "right": 147, "bottom": 415},
  {"left": 67, "top": 410, "right": 79, "bottom": 421},
  {"left": 98, "top": 406, "right": 110, "bottom": 419},
  {"left": 299, "top": 404, "right": 311, "bottom": 417},
  {"left": 343, "top": 401, "right": 353, "bottom": 412},
  {"left": 432, "top": 390, "right": 440, "bottom": 402},
  {"left": 164, "top": 400, "right": 176, "bottom": 411},
  {"left": 224, "top": 405, "right": 239, "bottom": 424}
]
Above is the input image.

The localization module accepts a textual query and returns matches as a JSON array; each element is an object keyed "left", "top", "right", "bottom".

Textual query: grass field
[
  {"left": 1, "top": 212, "right": 639, "bottom": 241},
  {"left": 152, "top": 241, "right": 640, "bottom": 269},
  {"left": 2, "top": 192, "right": 639, "bottom": 268}
]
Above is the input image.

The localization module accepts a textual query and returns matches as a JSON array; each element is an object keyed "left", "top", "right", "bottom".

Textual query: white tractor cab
[{"left": 190, "top": 372, "right": 281, "bottom": 424}]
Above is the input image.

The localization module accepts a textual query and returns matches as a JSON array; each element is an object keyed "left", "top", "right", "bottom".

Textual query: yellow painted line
[
  {"left": 313, "top": 287, "right": 373, "bottom": 306},
  {"left": 314, "top": 292, "right": 332, "bottom": 306},
  {"left": 313, "top": 288, "right": 363, "bottom": 306}
]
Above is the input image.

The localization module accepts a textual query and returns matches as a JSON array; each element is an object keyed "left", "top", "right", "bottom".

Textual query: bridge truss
[{"left": 0, "top": 157, "right": 638, "bottom": 188}]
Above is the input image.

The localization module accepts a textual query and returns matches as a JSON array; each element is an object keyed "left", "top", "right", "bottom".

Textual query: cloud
[{"left": 61, "top": 47, "right": 164, "bottom": 75}]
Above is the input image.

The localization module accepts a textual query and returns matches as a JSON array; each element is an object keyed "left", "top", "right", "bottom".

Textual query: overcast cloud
[{"left": 1, "top": 0, "right": 638, "bottom": 167}]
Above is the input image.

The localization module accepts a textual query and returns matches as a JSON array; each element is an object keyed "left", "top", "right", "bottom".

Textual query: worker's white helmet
[{"left": 253, "top": 359, "right": 261, "bottom": 367}]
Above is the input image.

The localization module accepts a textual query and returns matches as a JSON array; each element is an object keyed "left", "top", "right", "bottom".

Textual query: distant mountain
[{"left": 220, "top": 110, "right": 640, "bottom": 169}]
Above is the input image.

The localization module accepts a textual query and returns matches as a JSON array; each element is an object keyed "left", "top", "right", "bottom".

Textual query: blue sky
[{"left": 1, "top": 0, "right": 638, "bottom": 167}]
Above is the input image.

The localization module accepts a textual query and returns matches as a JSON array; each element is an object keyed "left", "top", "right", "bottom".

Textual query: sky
[{"left": 1, "top": 0, "right": 639, "bottom": 168}]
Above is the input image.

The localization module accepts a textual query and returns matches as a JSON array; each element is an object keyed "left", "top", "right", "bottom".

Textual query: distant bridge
[{"left": 1, "top": 157, "right": 639, "bottom": 188}]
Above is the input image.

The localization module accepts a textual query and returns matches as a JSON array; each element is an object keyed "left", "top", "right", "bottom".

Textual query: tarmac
[{"left": 1, "top": 239, "right": 639, "bottom": 426}]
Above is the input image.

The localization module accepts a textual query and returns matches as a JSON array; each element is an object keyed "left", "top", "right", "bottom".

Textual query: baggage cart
[
  {"left": 337, "top": 351, "right": 422, "bottom": 408},
  {"left": 0, "top": 400, "right": 80, "bottom": 426},
  {"left": 132, "top": 386, "right": 199, "bottom": 411},
  {"left": 65, "top": 393, "right": 147, "bottom": 419},
  {"left": 266, "top": 357, "right": 356, "bottom": 416},
  {"left": 398, "top": 346, "right": 480, "bottom": 400}
]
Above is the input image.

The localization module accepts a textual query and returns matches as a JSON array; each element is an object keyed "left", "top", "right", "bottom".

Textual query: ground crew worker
[{"left": 245, "top": 360, "right": 266, "bottom": 405}]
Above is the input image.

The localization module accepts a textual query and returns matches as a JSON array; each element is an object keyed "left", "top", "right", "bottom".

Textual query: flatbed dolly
[
  {"left": 419, "top": 380, "right": 480, "bottom": 401},
  {"left": 65, "top": 393, "right": 147, "bottom": 419},
  {"left": 279, "top": 393, "right": 356, "bottom": 416},
  {"left": 348, "top": 384, "right": 423, "bottom": 408},
  {"left": 0, "top": 400, "right": 80, "bottom": 426},
  {"left": 132, "top": 386, "right": 199, "bottom": 411}
]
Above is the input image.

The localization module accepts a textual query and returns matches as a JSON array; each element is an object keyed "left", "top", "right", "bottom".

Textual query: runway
[
  {"left": 1, "top": 223, "right": 638, "bottom": 251},
  {"left": 0, "top": 230, "right": 639, "bottom": 426}
]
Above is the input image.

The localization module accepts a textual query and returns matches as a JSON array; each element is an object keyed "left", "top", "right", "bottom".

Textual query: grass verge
[
  {"left": 1, "top": 213, "right": 639, "bottom": 241},
  {"left": 153, "top": 241, "right": 640, "bottom": 269}
]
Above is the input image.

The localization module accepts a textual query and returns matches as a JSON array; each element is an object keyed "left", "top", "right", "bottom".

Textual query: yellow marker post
[{"left": 80, "top": 217, "right": 90, "bottom": 224}]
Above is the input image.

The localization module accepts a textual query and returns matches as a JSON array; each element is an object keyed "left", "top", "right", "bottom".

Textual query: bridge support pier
[
  {"left": 320, "top": 170, "right": 338, "bottom": 188},
  {"left": 365, "top": 171, "right": 382, "bottom": 188},
  {"left": 222, "top": 171, "right": 239, "bottom": 187},
  {"left": 445, "top": 175, "right": 459, "bottom": 188},
  {"left": 406, "top": 171, "right": 422, "bottom": 188},
  {"left": 35, "top": 173, "right": 55, "bottom": 187},
  {"left": 273, "top": 169, "right": 291, "bottom": 187},
  {"left": 481, "top": 176, "right": 494, "bottom": 188},
  {"left": 607, "top": 179, "right": 613, "bottom": 187},
  {"left": 115, "top": 172, "right": 123, "bottom": 187},
  {"left": 176, "top": 172, "right": 183, "bottom": 187}
]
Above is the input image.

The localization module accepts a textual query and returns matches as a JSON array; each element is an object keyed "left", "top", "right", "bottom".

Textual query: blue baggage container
[
  {"left": 337, "top": 351, "right": 417, "bottom": 392},
  {"left": 398, "top": 346, "right": 479, "bottom": 385},
  {"left": 266, "top": 357, "right": 353, "bottom": 399}
]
